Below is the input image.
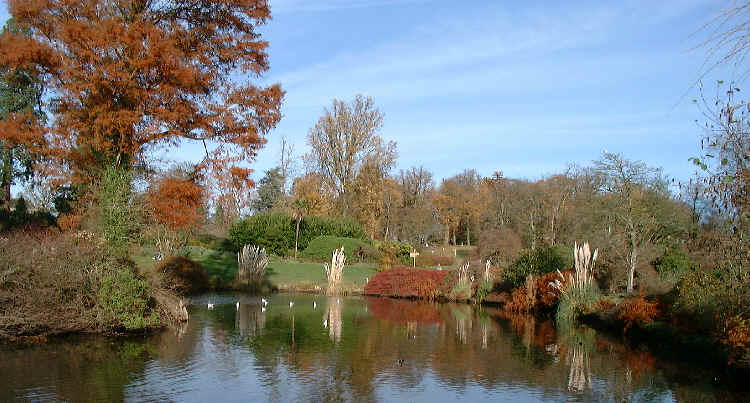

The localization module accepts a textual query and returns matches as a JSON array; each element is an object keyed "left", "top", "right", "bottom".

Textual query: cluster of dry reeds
[
  {"left": 237, "top": 244, "right": 268, "bottom": 281},
  {"left": 324, "top": 246, "right": 346, "bottom": 293},
  {"left": 551, "top": 242, "right": 597, "bottom": 295},
  {"left": 457, "top": 262, "right": 470, "bottom": 285}
]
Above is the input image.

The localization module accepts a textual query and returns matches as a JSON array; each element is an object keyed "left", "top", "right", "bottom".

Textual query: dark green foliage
[
  {"left": 504, "top": 245, "right": 573, "bottom": 288},
  {"left": 298, "top": 215, "right": 365, "bottom": 248},
  {"left": 0, "top": 197, "right": 55, "bottom": 231},
  {"left": 251, "top": 167, "right": 285, "bottom": 212},
  {"left": 228, "top": 211, "right": 295, "bottom": 256},
  {"left": 302, "top": 236, "right": 378, "bottom": 263},
  {"left": 653, "top": 248, "right": 697, "bottom": 282},
  {"left": 228, "top": 212, "right": 365, "bottom": 256},
  {"left": 97, "top": 166, "right": 140, "bottom": 255},
  {"left": 97, "top": 266, "right": 159, "bottom": 330}
]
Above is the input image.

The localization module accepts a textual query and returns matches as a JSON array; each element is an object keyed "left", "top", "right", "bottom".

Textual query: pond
[{"left": 0, "top": 294, "right": 745, "bottom": 402}]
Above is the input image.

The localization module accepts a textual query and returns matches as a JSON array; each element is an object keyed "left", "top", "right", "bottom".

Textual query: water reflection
[
  {"left": 0, "top": 295, "right": 747, "bottom": 402},
  {"left": 235, "top": 296, "right": 266, "bottom": 339}
]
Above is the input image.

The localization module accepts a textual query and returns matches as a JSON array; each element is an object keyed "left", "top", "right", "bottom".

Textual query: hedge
[{"left": 228, "top": 212, "right": 366, "bottom": 256}]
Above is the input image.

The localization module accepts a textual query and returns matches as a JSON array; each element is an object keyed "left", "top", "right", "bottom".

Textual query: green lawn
[{"left": 134, "top": 245, "right": 378, "bottom": 292}]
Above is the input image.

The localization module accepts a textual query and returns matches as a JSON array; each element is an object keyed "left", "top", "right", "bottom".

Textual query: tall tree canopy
[
  {"left": 0, "top": 18, "right": 45, "bottom": 210},
  {"left": 0, "top": 0, "right": 284, "bottom": 187},
  {"left": 305, "top": 95, "right": 396, "bottom": 214}
]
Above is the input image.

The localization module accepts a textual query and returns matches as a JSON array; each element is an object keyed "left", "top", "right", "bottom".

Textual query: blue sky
[{"left": 1, "top": 0, "right": 741, "bottom": 183}]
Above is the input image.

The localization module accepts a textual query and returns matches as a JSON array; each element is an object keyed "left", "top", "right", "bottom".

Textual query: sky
[{"left": 1, "top": 0, "right": 743, "bottom": 184}]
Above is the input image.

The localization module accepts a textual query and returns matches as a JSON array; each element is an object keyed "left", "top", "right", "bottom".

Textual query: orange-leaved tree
[
  {"left": 0, "top": 0, "right": 283, "bottom": 190},
  {"left": 147, "top": 175, "right": 204, "bottom": 233}
]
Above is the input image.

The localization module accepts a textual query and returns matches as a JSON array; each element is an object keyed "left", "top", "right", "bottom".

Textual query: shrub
[
  {"left": 302, "top": 236, "right": 377, "bottom": 263},
  {"left": 96, "top": 166, "right": 141, "bottom": 255},
  {"left": 298, "top": 215, "right": 365, "bottom": 248},
  {"left": 0, "top": 230, "right": 173, "bottom": 338},
  {"left": 653, "top": 248, "right": 697, "bottom": 283},
  {"left": 474, "top": 280, "right": 493, "bottom": 302},
  {"left": 97, "top": 267, "right": 160, "bottom": 330},
  {"left": 228, "top": 211, "right": 294, "bottom": 255},
  {"left": 674, "top": 262, "right": 750, "bottom": 332},
  {"left": 228, "top": 212, "right": 366, "bottom": 256},
  {"left": 504, "top": 271, "right": 564, "bottom": 312},
  {"left": 155, "top": 255, "right": 209, "bottom": 295},
  {"left": 378, "top": 240, "right": 413, "bottom": 263},
  {"left": 504, "top": 245, "right": 572, "bottom": 288},
  {"left": 364, "top": 267, "right": 450, "bottom": 299},
  {"left": 617, "top": 295, "right": 661, "bottom": 333}
]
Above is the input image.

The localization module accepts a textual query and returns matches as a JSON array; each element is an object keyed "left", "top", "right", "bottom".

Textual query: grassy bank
[{"left": 134, "top": 245, "right": 378, "bottom": 293}]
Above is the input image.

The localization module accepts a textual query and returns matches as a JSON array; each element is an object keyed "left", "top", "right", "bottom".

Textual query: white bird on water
[{"left": 207, "top": 302, "right": 214, "bottom": 310}]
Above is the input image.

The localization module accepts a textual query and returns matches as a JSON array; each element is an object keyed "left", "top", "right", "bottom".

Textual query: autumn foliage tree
[
  {"left": 147, "top": 174, "right": 204, "bottom": 233},
  {"left": 0, "top": 0, "right": 283, "bottom": 194}
]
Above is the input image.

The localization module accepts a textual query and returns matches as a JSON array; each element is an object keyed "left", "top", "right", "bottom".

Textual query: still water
[{"left": 0, "top": 294, "right": 745, "bottom": 402}]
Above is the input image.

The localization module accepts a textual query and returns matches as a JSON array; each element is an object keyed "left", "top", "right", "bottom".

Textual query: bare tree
[
  {"left": 594, "top": 152, "right": 673, "bottom": 293},
  {"left": 305, "top": 95, "right": 397, "bottom": 214}
]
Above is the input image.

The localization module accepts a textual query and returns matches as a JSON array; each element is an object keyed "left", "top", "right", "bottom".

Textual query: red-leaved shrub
[
  {"left": 617, "top": 295, "right": 661, "bottom": 332},
  {"left": 364, "top": 267, "right": 450, "bottom": 299}
]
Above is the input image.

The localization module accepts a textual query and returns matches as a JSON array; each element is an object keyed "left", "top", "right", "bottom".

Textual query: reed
[
  {"left": 551, "top": 242, "right": 600, "bottom": 323},
  {"left": 324, "top": 246, "right": 346, "bottom": 294},
  {"left": 237, "top": 244, "right": 268, "bottom": 282}
]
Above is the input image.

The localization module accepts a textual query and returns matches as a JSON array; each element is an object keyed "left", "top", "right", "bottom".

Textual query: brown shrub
[
  {"left": 56, "top": 213, "right": 83, "bottom": 231},
  {"left": 0, "top": 230, "right": 175, "bottom": 339},
  {"left": 617, "top": 295, "right": 662, "bottom": 332},
  {"left": 155, "top": 255, "right": 209, "bottom": 295},
  {"left": 724, "top": 316, "right": 750, "bottom": 364},
  {"left": 502, "top": 270, "right": 565, "bottom": 313},
  {"left": 364, "top": 267, "right": 450, "bottom": 299}
]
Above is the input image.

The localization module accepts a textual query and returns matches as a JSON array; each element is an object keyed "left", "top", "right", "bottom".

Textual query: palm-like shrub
[
  {"left": 237, "top": 244, "right": 268, "bottom": 282},
  {"left": 552, "top": 242, "right": 601, "bottom": 323},
  {"left": 324, "top": 246, "right": 346, "bottom": 294}
]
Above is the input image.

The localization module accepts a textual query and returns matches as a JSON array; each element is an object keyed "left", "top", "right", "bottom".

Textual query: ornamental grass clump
[
  {"left": 552, "top": 242, "right": 601, "bottom": 324},
  {"left": 237, "top": 244, "right": 268, "bottom": 283},
  {"left": 324, "top": 246, "right": 346, "bottom": 294}
]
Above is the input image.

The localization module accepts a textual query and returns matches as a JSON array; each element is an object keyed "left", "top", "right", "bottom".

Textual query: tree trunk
[
  {"left": 466, "top": 217, "right": 471, "bottom": 246},
  {"left": 0, "top": 146, "right": 12, "bottom": 211},
  {"left": 549, "top": 214, "right": 556, "bottom": 246},
  {"left": 294, "top": 217, "right": 301, "bottom": 259},
  {"left": 627, "top": 230, "right": 637, "bottom": 293},
  {"left": 443, "top": 223, "right": 449, "bottom": 245}
]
